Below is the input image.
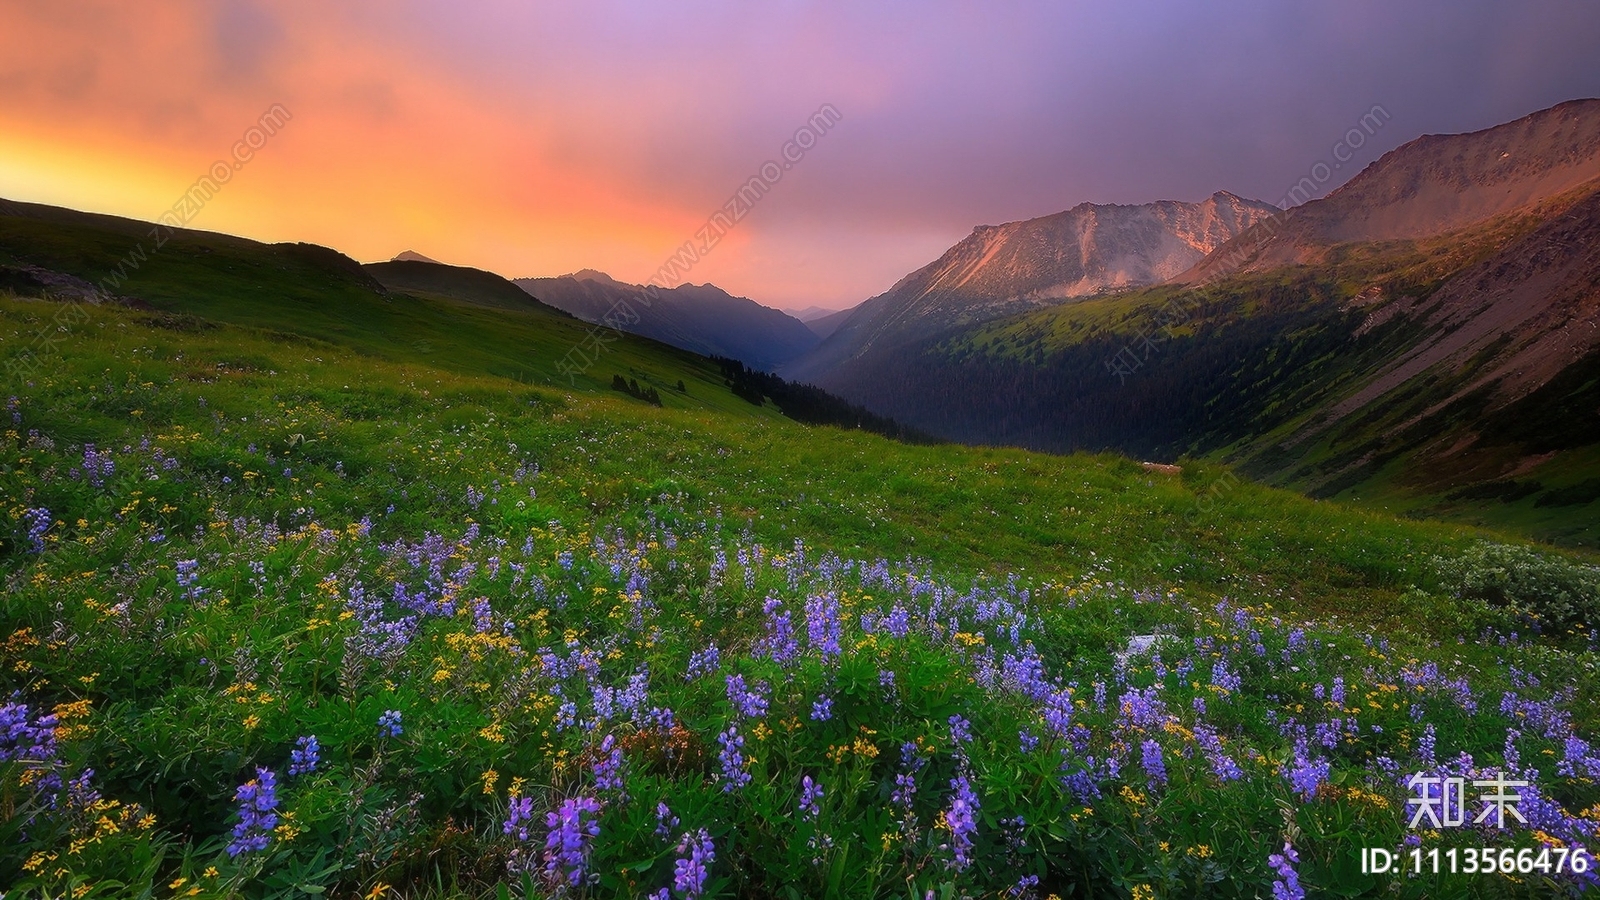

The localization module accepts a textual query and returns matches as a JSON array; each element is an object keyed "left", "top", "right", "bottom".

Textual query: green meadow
[{"left": 2, "top": 212, "right": 1598, "bottom": 898}]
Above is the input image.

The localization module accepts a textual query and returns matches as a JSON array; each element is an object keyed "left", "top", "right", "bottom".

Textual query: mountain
[
  {"left": 784, "top": 305, "right": 842, "bottom": 322},
  {"left": 365, "top": 258, "right": 567, "bottom": 315},
  {"left": 802, "top": 306, "right": 855, "bottom": 340},
  {"left": 783, "top": 191, "right": 1279, "bottom": 383},
  {"left": 1183, "top": 98, "right": 1600, "bottom": 280},
  {"left": 804, "top": 99, "right": 1600, "bottom": 545},
  {"left": 392, "top": 249, "right": 442, "bottom": 264},
  {"left": 516, "top": 270, "right": 820, "bottom": 370}
]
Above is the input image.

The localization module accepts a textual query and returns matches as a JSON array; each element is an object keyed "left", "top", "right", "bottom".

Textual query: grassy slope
[
  {"left": 0, "top": 208, "right": 784, "bottom": 421},
  {"left": 0, "top": 290, "right": 1541, "bottom": 654}
]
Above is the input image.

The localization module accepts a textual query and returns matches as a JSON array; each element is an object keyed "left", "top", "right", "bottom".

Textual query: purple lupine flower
[
  {"left": 803, "top": 593, "right": 843, "bottom": 659},
  {"left": 471, "top": 598, "right": 495, "bottom": 633},
  {"left": 1417, "top": 723, "right": 1437, "bottom": 768},
  {"left": 22, "top": 507, "right": 50, "bottom": 553},
  {"left": 1211, "top": 660, "right": 1242, "bottom": 693},
  {"left": 64, "top": 768, "right": 100, "bottom": 812},
  {"left": 655, "top": 801, "right": 679, "bottom": 839},
  {"left": 1558, "top": 734, "right": 1599, "bottom": 778},
  {"left": 892, "top": 743, "right": 924, "bottom": 810},
  {"left": 175, "top": 559, "right": 205, "bottom": 601},
  {"left": 0, "top": 701, "right": 57, "bottom": 762},
  {"left": 590, "top": 684, "right": 618, "bottom": 724},
  {"left": 1040, "top": 689, "right": 1073, "bottom": 738},
  {"left": 505, "top": 795, "right": 536, "bottom": 842},
  {"left": 798, "top": 775, "right": 824, "bottom": 821},
  {"left": 725, "top": 674, "right": 768, "bottom": 720},
  {"left": 948, "top": 714, "right": 972, "bottom": 746},
  {"left": 943, "top": 774, "right": 980, "bottom": 871},
  {"left": 1001, "top": 649, "right": 1052, "bottom": 701},
  {"left": 878, "top": 669, "right": 896, "bottom": 689},
  {"left": 345, "top": 582, "right": 416, "bottom": 665},
  {"left": 1501, "top": 728, "right": 1523, "bottom": 772},
  {"left": 1195, "top": 726, "right": 1243, "bottom": 781},
  {"left": 377, "top": 709, "right": 403, "bottom": 738},
  {"left": 226, "top": 767, "right": 280, "bottom": 857},
  {"left": 673, "top": 828, "right": 715, "bottom": 899},
  {"left": 810, "top": 694, "right": 833, "bottom": 722},
  {"left": 1018, "top": 730, "right": 1039, "bottom": 753},
  {"left": 883, "top": 604, "right": 911, "bottom": 638},
  {"left": 756, "top": 598, "right": 799, "bottom": 665},
  {"left": 1008, "top": 874, "right": 1041, "bottom": 898},
  {"left": 616, "top": 671, "right": 651, "bottom": 723},
  {"left": 686, "top": 644, "right": 720, "bottom": 680},
  {"left": 1285, "top": 740, "right": 1329, "bottom": 801},
  {"left": 1330, "top": 676, "right": 1346, "bottom": 709},
  {"left": 1268, "top": 842, "right": 1305, "bottom": 900},
  {"left": 593, "top": 734, "right": 627, "bottom": 795},
  {"left": 1140, "top": 739, "right": 1168, "bottom": 789},
  {"left": 892, "top": 771, "right": 917, "bottom": 810},
  {"left": 0, "top": 702, "right": 65, "bottom": 806},
  {"left": 553, "top": 700, "right": 578, "bottom": 732},
  {"left": 287, "top": 735, "right": 320, "bottom": 776},
  {"left": 1061, "top": 767, "right": 1102, "bottom": 802},
  {"left": 1117, "top": 686, "right": 1168, "bottom": 729},
  {"left": 81, "top": 444, "right": 115, "bottom": 486},
  {"left": 543, "top": 795, "right": 601, "bottom": 887},
  {"left": 717, "top": 727, "right": 750, "bottom": 792}
]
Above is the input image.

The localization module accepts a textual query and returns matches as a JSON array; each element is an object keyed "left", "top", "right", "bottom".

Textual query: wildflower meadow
[{"left": 3, "top": 294, "right": 1598, "bottom": 898}]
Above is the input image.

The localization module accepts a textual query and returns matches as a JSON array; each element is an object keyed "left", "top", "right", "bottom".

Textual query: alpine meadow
[{"left": 4, "top": 4, "right": 1600, "bottom": 899}]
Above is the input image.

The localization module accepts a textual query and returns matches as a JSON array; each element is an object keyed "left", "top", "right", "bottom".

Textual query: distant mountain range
[
  {"left": 515, "top": 270, "right": 819, "bottom": 371},
  {"left": 785, "top": 305, "right": 843, "bottom": 322},
  {"left": 784, "top": 305, "right": 858, "bottom": 340},
  {"left": 783, "top": 190, "right": 1279, "bottom": 383},
  {"left": 785, "top": 98, "right": 1600, "bottom": 544}
]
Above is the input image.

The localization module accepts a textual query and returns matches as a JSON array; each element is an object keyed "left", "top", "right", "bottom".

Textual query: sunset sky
[{"left": 4, "top": 1, "right": 1599, "bottom": 311}]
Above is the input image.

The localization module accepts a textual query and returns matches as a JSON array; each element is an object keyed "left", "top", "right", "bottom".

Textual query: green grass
[{"left": 0, "top": 291, "right": 1495, "bottom": 613}]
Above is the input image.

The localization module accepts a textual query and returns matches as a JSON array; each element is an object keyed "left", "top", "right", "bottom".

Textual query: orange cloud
[{"left": 0, "top": 0, "right": 718, "bottom": 286}]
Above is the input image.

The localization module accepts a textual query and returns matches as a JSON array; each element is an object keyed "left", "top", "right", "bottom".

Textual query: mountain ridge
[
  {"left": 1181, "top": 98, "right": 1600, "bottom": 281},
  {"left": 784, "top": 190, "right": 1278, "bottom": 383},
  {"left": 516, "top": 271, "right": 819, "bottom": 371}
]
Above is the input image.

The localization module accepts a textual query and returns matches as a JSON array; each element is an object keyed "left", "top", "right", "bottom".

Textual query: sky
[{"left": 3, "top": 1, "right": 1599, "bottom": 311}]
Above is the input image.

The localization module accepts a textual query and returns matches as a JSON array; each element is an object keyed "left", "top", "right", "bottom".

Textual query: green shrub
[{"left": 1433, "top": 541, "right": 1600, "bottom": 628}]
